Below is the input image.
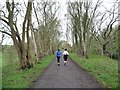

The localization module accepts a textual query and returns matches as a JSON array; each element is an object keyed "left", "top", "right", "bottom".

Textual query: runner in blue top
[{"left": 55, "top": 49, "right": 62, "bottom": 66}]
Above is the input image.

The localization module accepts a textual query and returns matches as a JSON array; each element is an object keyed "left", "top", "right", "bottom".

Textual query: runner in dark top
[{"left": 63, "top": 49, "right": 69, "bottom": 66}]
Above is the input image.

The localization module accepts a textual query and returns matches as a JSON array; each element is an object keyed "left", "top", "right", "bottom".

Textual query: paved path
[{"left": 30, "top": 57, "right": 102, "bottom": 88}]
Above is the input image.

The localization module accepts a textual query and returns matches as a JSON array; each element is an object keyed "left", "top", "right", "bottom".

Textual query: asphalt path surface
[{"left": 30, "top": 57, "right": 102, "bottom": 88}]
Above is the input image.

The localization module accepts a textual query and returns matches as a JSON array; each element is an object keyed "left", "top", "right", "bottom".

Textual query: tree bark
[{"left": 26, "top": 1, "right": 33, "bottom": 68}]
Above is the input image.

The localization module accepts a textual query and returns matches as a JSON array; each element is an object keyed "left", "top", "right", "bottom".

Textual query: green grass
[
  {"left": 0, "top": 53, "right": 1, "bottom": 66},
  {"left": 0, "top": 70, "right": 1, "bottom": 90},
  {"left": 70, "top": 53, "right": 118, "bottom": 88},
  {"left": 0, "top": 57, "right": 1, "bottom": 63},
  {"left": 2, "top": 46, "right": 18, "bottom": 67},
  {"left": 2, "top": 46, "right": 37, "bottom": 67},
  {"left": 0, "top": 52, "right": 2, "bottom": 90},
  {"left": 2, "top": 54, "right": 55, "bottom": 88}
]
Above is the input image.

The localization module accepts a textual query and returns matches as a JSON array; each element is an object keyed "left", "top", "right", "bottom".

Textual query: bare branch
[
  {"left": 0, "top": 17, "right": 9, "bottom": 26},
  {"left": 0, "top": 30, "right": 12, "bottom": 36}
]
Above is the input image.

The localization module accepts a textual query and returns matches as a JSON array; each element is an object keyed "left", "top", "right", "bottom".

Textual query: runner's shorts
[{"left": 63, "top": 55, "right": 68, "bottom": 61}]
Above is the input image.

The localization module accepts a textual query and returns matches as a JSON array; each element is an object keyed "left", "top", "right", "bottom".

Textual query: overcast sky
[{"left": 0, "top": 0, "right": 118, "bottom": 45}]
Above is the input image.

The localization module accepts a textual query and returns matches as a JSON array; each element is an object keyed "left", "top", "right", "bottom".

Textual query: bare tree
[
  {"left": 0, "top": 0, "right": 33, "bottom": 69},
  {"left": 67, "top": 0, "right": 102, "bottom": 58},
  {"left": 94, "top": 0, "right": 119, "bottom": 55},
  {"left": 32, "top": 1, "right": 61, "bottom": 56}
]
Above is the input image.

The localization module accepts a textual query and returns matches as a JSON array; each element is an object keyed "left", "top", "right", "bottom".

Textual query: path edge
[
  {"left": 29, "top": 56, "right": 56, "bottom": 88},
  {"left": 68, "top": 56, "right": 107, "bottom": 89}
]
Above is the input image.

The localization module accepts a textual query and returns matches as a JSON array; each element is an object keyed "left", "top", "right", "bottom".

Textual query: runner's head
[
  {"left": 58, "top": 49, "right": 60, "bottom": 51},
  {"left": 65, "top": 49, "right": 67, "bottom": 51}
]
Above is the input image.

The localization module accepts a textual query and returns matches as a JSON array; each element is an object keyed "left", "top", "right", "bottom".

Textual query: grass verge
[
  {"left": 2, "top": 54, "right": 55, "bottom": 88},
  {"left": 70, "top": 53, "right": 118, "bottom": 88}
]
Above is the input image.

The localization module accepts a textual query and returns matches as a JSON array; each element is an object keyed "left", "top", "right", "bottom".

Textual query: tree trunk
[
  {"left": 18, "top": 47, "right": 26, "bottom": 69},
  {"left": 102, "top": 44, "right": 106, "bottom": 55},
  {"left": 118, "top": 25, "right": 120, "bottom": 59},
  {"left": 32, "top": 31, "right": 39, "bottom": 63},
  {"left": 8, "top": 5, "right": 26, "bottom": 69},
  {"left": 52, "top": 46, "right": 54, "bottom": 54},
  {"left": 26, "top": 1, "right": 33, "bottom": 68}
]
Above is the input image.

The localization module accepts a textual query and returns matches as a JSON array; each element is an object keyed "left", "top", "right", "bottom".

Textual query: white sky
[{"left": 0, "top": 0, "right": 118, "bottom": 45}]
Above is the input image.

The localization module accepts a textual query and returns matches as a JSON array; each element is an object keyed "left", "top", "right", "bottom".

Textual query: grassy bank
[
  {"left": 0, "top": 53, "right": 1, "bottom": 66},
  {"left": 2, "top": 54, "right": 55, "bottom": 88},
  {"left": 0, "top": 52, "right": 2, "bottom": 90},
  {"left": 70, "top": 53, "right": 118, "bottom": 88}
]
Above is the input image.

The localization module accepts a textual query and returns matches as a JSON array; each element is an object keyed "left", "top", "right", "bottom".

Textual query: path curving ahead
[{"left": 30, "top": 57, "right": 102, "bottom": 88}]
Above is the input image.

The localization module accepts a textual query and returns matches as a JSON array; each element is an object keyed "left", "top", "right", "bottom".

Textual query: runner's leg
[
  {"left": 65, "top": 55, "right": 68, "bottom": 65},
  {"left": 57, "top": 56, "right": 60, "bottom": 66},
  {"left": 64, "top": 55, "right": 67, "bottom": 65}
]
